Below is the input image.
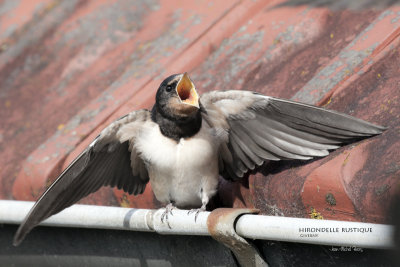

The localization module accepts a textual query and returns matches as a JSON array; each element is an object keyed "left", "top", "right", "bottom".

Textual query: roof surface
[{"left": 1, "top": 0, "right": 399, "bottom": 224}]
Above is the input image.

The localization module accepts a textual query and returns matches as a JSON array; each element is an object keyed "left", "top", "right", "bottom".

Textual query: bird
[{"left": 13, "top": 72, "right": 386, "bottom": 246}]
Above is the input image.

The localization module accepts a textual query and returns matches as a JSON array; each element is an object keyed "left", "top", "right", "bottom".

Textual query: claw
[
  {"left": 161, "top": 203, "right": 175, "bottom": 229},
  {"left": 187, "top": 205, "right": 206, "bottom": 222}
]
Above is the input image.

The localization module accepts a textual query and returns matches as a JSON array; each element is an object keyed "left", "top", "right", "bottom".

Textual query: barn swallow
[{"left": 13, "top": 72, "right": 386, "bottom": 245}]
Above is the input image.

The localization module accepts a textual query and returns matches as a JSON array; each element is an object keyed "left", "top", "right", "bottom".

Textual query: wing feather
[
  {"left": 14, "top": 110, "right": 151, "bottom": 246},
  {"left": 201, "top": 91, "right": 386, "bottom": 181}
]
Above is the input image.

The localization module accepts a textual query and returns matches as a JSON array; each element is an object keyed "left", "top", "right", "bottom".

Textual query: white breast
[{"left": 135, "top": 121, "right": 220, "bottom": 208}]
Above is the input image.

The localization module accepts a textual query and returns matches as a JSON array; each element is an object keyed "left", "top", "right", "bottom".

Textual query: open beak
[{"left": 176, "top": 72, "right": 199, "bottom": 108}]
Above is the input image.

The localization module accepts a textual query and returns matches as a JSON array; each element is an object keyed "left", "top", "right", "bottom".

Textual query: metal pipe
[{"left": 0, "top": 200, "right": 395, "bottom": 249}]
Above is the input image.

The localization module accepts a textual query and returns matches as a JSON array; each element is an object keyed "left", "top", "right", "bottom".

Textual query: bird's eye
[{"left": 166, "top": 85, "right": 173, "bottom": 92}]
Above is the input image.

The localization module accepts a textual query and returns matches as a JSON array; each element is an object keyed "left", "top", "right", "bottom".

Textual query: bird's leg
[
  {"left": 187, "top": 192, "right": 209, "bottom": 222},
  {"left": 161, "top": 203, "right": 175, "bottom": 229}
]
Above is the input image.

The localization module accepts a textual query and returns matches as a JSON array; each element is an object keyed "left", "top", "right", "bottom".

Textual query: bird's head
[{"left": 155, "top": 73, "right": 200, "bottom": 119}]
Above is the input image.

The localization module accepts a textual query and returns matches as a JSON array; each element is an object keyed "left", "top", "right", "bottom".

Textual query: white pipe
[
  {"left": 0, "top": 200, "right": 395, "bottom": 249},
  {"left": 150, "top": 208, "right": 210, "bottom": 235},
  {"left": 2, "top": 200, "right": 152, "bottom": 231},
  {"left": 0, "top": 200, "right": 210, "bottom": 236},
  {"left": 235, "top": 214, "right": 395, "bottom": 249}
]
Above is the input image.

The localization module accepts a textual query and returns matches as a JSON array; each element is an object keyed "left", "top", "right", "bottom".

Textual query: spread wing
[
  {"left": 14, "top": 110, "right": 151, "bottom": 246},
  {"left": 201, "top": 91, "right": 386, "bottom": 181}
]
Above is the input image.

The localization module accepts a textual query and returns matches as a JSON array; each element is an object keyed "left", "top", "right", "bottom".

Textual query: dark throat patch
[{"left": 151, "top": 105, "right": 202, "bottom": 141}]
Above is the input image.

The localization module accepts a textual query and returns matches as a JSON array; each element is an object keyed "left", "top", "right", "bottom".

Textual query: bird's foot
[
  {"left": 187, "top": 205, "right": 206, "bottom": 222},
  {"left": 161, "top": 203, "right": 175, "bottom": 229}
]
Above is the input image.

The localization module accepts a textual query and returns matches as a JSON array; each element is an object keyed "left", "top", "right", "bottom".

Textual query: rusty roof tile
[{"left": 1, "top": 0, "right": 398, "bottom": 224}]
